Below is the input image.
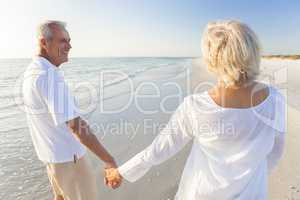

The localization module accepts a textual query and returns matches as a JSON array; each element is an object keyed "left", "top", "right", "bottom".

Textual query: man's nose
[{"left": 67, "top": 42, "right": 72, "bottom": 49}]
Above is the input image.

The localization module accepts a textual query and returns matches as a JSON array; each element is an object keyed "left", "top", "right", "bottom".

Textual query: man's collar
[{"left": 34, "top": 56, "right": 59, "bottom": 70}]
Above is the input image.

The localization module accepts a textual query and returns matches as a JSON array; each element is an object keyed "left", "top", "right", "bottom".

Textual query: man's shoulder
[
  {"left": 24, "top": 62, "right": 45, "bottom": 87},
  {"left": 25, "top": 59, "right": 61, "bottom": 82},
  {"left": 25, "top": 59, "right": 46, "bottom": 76}
]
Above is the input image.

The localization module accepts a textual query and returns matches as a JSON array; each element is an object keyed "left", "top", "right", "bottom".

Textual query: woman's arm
[
  {"left": 116, "top": 99, "right": 193, "bottom": 183},
  {"left": 267, "top": 91, "right": 286, "bottom": 173},
  {"left": 267, "top": 133, "right": 285, "bottom": 173}
]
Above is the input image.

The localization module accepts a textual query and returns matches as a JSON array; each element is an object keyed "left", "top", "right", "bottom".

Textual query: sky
[{"left": 0, "top": 0, "right": 299, "bottom": 58}]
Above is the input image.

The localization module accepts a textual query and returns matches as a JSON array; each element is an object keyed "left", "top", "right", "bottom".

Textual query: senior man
[{"left": 22, "top": 20, "right": 121, "bottom": 200}]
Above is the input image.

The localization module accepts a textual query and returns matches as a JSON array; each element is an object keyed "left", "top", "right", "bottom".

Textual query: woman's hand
[{"left": 104, "top": 167, "right": 123, "bottom": 189}]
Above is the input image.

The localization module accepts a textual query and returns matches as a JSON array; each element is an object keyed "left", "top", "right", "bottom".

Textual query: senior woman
[{"left": 106, "top": 20, "right": 286, "bottom": 199}]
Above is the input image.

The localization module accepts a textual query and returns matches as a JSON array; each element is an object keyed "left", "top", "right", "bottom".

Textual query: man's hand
[
  {"left": 104, "top": 167, "right": 123, "bottom": 189},
  {"left": 104, "top": 159, "right": 117, "bottom": 169}
]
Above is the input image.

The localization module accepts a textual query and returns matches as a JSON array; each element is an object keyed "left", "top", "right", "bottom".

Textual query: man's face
[{"left": 44, "top": 26, "right": 72, "bottom": 66}]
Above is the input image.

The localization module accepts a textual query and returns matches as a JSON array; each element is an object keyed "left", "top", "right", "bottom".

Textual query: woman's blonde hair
[{"left": 201, "top": 20, "right": 261, "bottom": 86}]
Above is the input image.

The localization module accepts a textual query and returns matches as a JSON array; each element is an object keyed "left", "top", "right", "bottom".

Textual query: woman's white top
[{"left": 118, "top": 86, "right": 286, "bottom": 200}]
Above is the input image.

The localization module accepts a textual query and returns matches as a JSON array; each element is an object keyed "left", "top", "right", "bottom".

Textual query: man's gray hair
[{"left": 37, "top": 20, "right": 67, "bottom": 40}]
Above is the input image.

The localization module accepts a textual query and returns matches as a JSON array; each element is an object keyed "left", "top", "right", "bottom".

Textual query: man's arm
[{"left": 66, "top": 117, "right": 116, "bottom": 168}]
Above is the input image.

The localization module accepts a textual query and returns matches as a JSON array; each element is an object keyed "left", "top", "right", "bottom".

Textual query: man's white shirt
[{"left": 22, "top": 56, "right": 86, "bottom": 163}]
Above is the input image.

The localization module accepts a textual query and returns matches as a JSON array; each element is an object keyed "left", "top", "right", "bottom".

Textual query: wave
[
  {"left": 0, "top": 126, "right": 28, "bottom": 134},
  {"left": 0, "top": 75, "right": 19, "bottom": 82},
  {"left": 0, "top": 111, "right": 23, "bottom": 120},
  {"left": 101, "top": 65, "right": 165, "bottom": 88},
  {"left": 0, "top": 60, "right": 192, "bottom": 110},
  {"left": 0, "top": 94, "right": 18, "bottom": 100},
  {"left": 0, "top": 102, "right": 21, "bottom": 110},
  {"left": 74, "top": 65, "right": 192, "bottom": 113}
]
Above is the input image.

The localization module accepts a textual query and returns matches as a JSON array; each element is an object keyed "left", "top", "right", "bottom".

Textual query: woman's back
[
  {"left": 176, "top": 85, "right": 285, "bottom": 199},
  {"left": 208, "top": 82, "right": 269, "bottom": 109}
]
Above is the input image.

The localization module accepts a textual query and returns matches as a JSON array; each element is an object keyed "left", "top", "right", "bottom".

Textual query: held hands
[
  {"left": 105, "top": 167, "right": 123, "bottom": 189},
  {"left": 104, "top": 161, "right": 123, "bottom": 189}
]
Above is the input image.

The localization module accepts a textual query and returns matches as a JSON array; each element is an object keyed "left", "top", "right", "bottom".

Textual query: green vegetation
[{"left": 262, "top": 55, "right": 300, "bottom": 60}]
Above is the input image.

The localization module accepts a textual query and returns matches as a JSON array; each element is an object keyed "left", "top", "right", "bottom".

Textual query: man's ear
[{"left": 39, "top": 38, "right": 48, "bottom": 52}]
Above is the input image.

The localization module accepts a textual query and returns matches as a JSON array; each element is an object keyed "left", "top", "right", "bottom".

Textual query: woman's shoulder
[
  {"left": 268, "top": 85, "right": 284, "bottom": 99},
  {"left": 182, "top": 91, "right": 218, "bottom": 114},
  {"left": 184, "top": 91, "right": 212, "bottom": 104}
]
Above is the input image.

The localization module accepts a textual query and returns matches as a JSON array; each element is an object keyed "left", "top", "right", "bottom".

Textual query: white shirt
[
  {"left": 118, "top": 86, "right": 286, "bottom": 200},
  {"left": 22, "top": 57, "right": 86, "bottom": 163}
]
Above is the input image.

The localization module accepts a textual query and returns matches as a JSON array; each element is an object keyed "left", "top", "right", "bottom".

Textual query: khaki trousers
[{"left": 46, "top": 155, "right": 98, "bottom": 200}]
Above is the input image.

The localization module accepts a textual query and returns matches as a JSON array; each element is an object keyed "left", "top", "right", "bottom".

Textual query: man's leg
[
  {"left": 46, "top": 165, "right": 65, "bottom": 200},
  {"left": 73, "top": 156, "right": 98, "bottom": 200},
  {"left": 47, "top": 156, "right": 98, "bottom": 200},
  {"left": 62, "top": 156, "right": 98, "bottom": 200}
]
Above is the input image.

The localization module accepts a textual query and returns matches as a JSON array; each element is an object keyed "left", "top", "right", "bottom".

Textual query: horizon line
[
  {"left": 1, "top": 54, "right": 300, "bottom": 60},
  {"left": 0, "top": 56, "right": 199, "bottom": 59}
]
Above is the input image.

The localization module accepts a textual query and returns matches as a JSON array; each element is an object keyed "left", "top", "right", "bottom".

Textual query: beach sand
[
  {"left": 87, "top": 58, "right": 299, "bottom": 199},
  {"left": 268, "top": 105, "right": 300, "bottom": 199}
]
